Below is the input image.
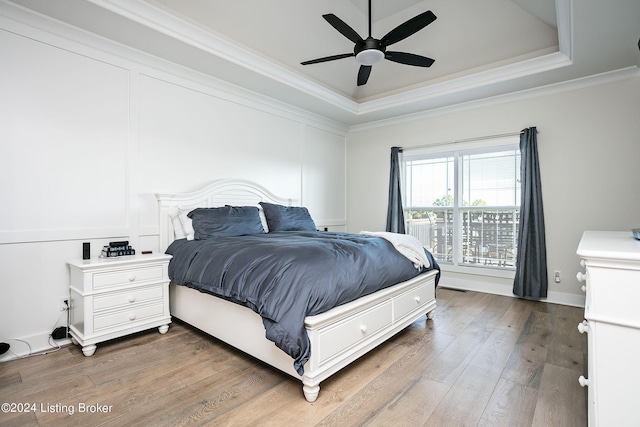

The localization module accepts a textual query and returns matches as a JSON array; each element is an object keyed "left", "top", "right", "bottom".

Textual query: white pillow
[
  {"left": 258, "top": 204, "right": 269, "bottom": 233},
  {"left": 178, "top": 209, "right": 195, "bottom": 240},
  {"left": 168, "top": 206, "right": 186, "bottom": 240}
]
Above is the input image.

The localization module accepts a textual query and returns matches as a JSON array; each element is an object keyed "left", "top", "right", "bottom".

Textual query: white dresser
[
  {"left": 576, "top": 231, "right": 640, "bottom": 426},
  {"left": 68, "top": 254, "right": 172, "bottom": 356}
]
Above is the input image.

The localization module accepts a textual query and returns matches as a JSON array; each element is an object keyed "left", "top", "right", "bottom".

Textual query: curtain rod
[{"left": 401, "top": 129, "right": 538, "bottom": 151}]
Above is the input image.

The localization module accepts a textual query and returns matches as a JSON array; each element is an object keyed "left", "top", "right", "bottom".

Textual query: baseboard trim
[
  {"left": 0, "top": 332, "right": 71, "bottom": 363},
  {"left": 439, "top": 276, "right": 585, "bottom": 308}
]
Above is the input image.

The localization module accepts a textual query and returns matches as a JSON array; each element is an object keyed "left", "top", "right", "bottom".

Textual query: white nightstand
[{"left": 67, "top": 253, "right": 172, "bottom": 356}]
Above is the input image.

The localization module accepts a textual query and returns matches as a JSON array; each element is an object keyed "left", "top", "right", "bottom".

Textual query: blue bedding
[{"left": 166, "top": 231, "right": 439, "bottom": 375}]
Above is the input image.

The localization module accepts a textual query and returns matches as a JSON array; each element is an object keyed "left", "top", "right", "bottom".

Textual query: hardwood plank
[
  {"left": 0, "top": 370, "right": 22, "bottom": 394},
  {"left": 18, "top": 376, "right": 95, "bottom": 408},
  {"left": 214, "top": 340, "right": 414, "bottom": 426},
  {"left": 149, "top": 367, "right": 287, "bottom": 427},
  {"left": 502, "top": 343, "right": 547, "bottom": 389},
  {"left": 546, "top": 315, "right": 586, "bottom": 373},
  {"left": 555, "top": 304, "right": 584, "bottom": 321},
  {"left": 433, "top": 291, "right": 495, "bottom": 337},
  {"left": 422, "top": 323, "right": 492, "bottom": 386},
  {"left": 480, "top": 294, "right": 516, "bottom": 323},
  {"left": 0, "top": 410, "right": 39, "bottom": 427},
  {"left": 496, "top": 299, "right": 557, "bottom": 334},
  {"left": 384, "top": 315, "right": 435, "bottom": 348},
  {"left": 501, "top": 311, "right": 553, "bottom": 389},
  {"left": 1, "top": 345, "right": 77, "bottom": 386},
  {"left": 99, "top": 362, "right": 263, "bottom": 427},
  {"left": 0, "top": 291, "right": 587, "bottom": 427},
  {"left": 313, "top": 330, "right": 454, "bottom": 427},
  {"left": 479, "top": 378, "right": 539, "bottom": 427},
  {"left": 364, "top": 375, "right": 450, "bottom": 427},
  {"left": 33, "top": 350, "right": 201, "bottom": 426},
  {"left": 532, "top": 364, "right": 587, "bottom": 427},
  {"left": 424, "top": 328, "right": 520, "bottom": 426}
]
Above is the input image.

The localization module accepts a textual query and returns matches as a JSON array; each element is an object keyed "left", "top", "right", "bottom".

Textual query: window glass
[
  {"left": 404, "top": 156, "right": 454, "bottom": 262},
  {"left": 403, "top": 142, "right": 520, "bottom": 270}
]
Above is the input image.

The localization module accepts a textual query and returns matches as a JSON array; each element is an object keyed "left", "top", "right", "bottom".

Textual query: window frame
[{"left": 401, "top": 137, "right": 520, "bottom": 279}]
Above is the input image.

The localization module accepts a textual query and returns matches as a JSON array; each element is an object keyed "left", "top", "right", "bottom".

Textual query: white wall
[
  {"left": 0, "top": 8, "right": 347, "bottom": 358},
  {"left": 2, "top": 2, "right": 637, "bottom": 361},
  {"left": 347, "top": 69, "right": 640, "bottom": 306}
]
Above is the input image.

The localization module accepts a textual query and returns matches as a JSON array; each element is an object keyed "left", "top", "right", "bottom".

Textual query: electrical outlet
[
  {"left": 554, "top": 270, "right": 561, "bottom": 283},
  {"left": 59, "top": 298, "right": 69, "bottom": 312}
]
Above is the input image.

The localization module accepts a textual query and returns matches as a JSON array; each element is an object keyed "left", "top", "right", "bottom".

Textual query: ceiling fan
[{"left": 301, "top": 0, "right": 437, "bottom": 86}]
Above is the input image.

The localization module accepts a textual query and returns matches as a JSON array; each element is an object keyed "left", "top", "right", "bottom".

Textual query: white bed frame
[{"left": 156, "top": 179, "right": 437, "bottom": 402}]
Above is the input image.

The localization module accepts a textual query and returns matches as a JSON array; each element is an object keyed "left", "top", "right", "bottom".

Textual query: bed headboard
[{"left": 156, "top": 179, "right": 298, "bottom": 251}]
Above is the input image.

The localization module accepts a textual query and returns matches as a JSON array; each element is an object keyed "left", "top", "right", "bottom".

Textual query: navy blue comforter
[{"left": 166, "top": 231, "right": 439, "bottom": 375}]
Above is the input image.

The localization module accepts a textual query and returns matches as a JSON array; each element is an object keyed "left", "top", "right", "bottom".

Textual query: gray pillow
[
  {"left": 259, "top": 202, "right": 317, "bottom": 232},
  {"left": 188, "top": 206, "right": 265, "bottom": 239}
]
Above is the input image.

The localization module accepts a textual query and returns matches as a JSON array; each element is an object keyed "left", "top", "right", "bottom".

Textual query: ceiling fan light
[{"left": 356, "top": 49, "right": 384, "bottom": 65}]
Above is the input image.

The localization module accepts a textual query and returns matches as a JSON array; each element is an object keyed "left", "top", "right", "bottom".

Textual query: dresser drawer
[
  {"left": 586, "top": 265, "right": 640, "bottom": 326},
  {"left": 92, "top": 265, "right": 164, "bottom": 290},
  {"left": 393, "top": 281, "right": 435, "bottom": 321},
  {"left": 93, "top": 302, "right": 165, "bottom": 331},
  {"left": 93, "top": 284, "right": 164, "bottom": 311},
  {"left": 317, "top": 301, "right": 392, "bottom": 364}
]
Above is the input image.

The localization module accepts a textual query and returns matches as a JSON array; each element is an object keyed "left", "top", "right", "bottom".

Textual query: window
[{"left": 402, "top": 138, "right": 520, "bottom": 271}]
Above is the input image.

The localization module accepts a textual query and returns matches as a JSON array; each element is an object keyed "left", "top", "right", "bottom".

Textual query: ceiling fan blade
[
  {"left": 385, "top": 51, "right": 435, "bottom": 67},
  {"left": 301, "top": 53, "right": 354, "bottom": 65},
  {"left": 323, "top": 14, "right": 364, "bottom": 44},
  {"left": 380, "top": 11, "right": 437, "bottom": 47},
  {"left": 357, "top": 65, "right": 372, "bottom": 86}
]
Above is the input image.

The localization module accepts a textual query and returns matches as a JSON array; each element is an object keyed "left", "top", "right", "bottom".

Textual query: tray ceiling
[{"left": 4, "top": 0, "right": 640, "bottom": 125}]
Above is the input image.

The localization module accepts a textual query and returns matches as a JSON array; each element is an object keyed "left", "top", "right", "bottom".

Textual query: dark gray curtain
[
  {"left": 386, "top": 147, "right": 406, "bottom": 233},
  {"left": 513, "top": 127, "right": 548, "bottom": 298}
]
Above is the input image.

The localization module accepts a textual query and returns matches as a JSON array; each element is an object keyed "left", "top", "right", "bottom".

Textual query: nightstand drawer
[
  {"left": 93, "top": 284, "right": 164, "bottom": 311},
  {"left": 94, "top": 302, "right": 165, "bottom": 331},
  {"left": 93, "top": 266, "right": 164, "bottom": 289}
]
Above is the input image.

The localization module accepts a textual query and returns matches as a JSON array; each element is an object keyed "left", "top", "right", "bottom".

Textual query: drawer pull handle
[
  {"left": 129, "top": 313, "right": 136, "bottom": 321},
  {"left": 577, "top": 320, "right": 589, "bottom": 334},
  {"left": 128, "top": 295, "right": 136, "bottom": 303},
  {"left": 576, "top": 272, "right": 586, "bottom": 283},
  {"left": 578, "top": 375, "right": 590, "bottom": 387},
  {"left": 415, "top": 296, "right": 421, "bottom": 304},
  {"left": 128, "top": 275, "right": 136, "bottom": 282},
  {"left": 360, "top": 324, "right": 367, "bottom": 334}
]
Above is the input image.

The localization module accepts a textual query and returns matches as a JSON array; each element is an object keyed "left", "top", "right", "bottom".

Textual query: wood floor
[{"left": 0, "top": 288, "right": 587, "bottom": 427}]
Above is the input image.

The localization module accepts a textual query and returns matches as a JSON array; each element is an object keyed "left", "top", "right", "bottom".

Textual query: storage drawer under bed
[
  {"left": 393, "top": 281, "right": 435, "bottom": 321},
  {"left": 316, "top": 301, "right": 393, "bottom": 364}
]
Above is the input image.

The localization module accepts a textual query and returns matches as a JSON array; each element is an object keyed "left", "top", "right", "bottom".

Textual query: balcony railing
[{"left": 406, "top": 207, "right": 519, "bottom": 268}]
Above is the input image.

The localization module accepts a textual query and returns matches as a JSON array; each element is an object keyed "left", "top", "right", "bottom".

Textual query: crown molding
[
  {"left": 349, "top": 66, "right": 640, "bottom": 132},
  {"left": 6, "top": 0, "right": 581, "bottom": 126},
  {"left": 1, "top": 0, "right": 349, "bottom": 135},
  {"left": 356, "top": 50, "right": 572, "bottom": 116},
  {"left": 89, "top": 0, "right": 575, "bottom": 121},
  {"left": 354, "top": 0, "right": 573, "bottom": 116},
  {"left": 90, "top": 0, "right": 360, "bottom": 114}
]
